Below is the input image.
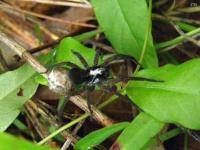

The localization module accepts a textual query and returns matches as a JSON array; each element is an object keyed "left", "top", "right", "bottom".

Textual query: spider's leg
[
  {"left": 92, "top": 88, "right": 106, "bottom": 106},
  {"left": 103, "top": 54, "right": 140, "bottom": 67},
  {"left": 99, "top": 84, "right": 122, "bottom": 98},
  {"left": 99, "top": 84, "right": 142, "bottom": 111},
  {"left": 105, "top": 76, "right": 163, "bottom": 85},
  {"left": 72, "top": 50, "right": 89, "bottom": 69},
  {"left": 125, "top": 76, "right": 163, "bottom": 82},
  {"left": 85, "top": 86, "right": 95, "bottom": 115},
  {"left": 49, "top": 61, "right": 79, "bottom": 70},
  {"left": 86, "top": 90, "right": 92, "bottom": 115},
  {"left": 93, "top": 49, "right": 101, "bottom": 66}
]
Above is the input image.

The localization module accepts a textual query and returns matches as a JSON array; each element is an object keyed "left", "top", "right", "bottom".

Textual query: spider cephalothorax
[{"left": 68, "top": 66, "right": 109, "bottom": 87}]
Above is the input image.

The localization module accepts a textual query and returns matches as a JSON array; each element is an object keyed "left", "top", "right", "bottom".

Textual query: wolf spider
[{"left": 48, "top": 50, "right": 160, "bottom": 116}]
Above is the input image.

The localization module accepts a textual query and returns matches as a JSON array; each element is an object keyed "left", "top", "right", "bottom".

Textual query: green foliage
[
  {"left": 0, "top": 63, "right": 38, "bottom": 131},
  {"left": 34, "top": 29, "right": 99, "bottom": 85},
  {"left": 2, "top": 0, "right": 200, "bottom": 149},
  {"left": 91, "top": 0, "right": 158, "bottom": 68},
  {"left": 126, "top": 58, "right": 200, "bottom": 129},
  {"left": 114, "top": 113, "right": 164, "bottom": 150},
  {"left": 55, "top": 37, "right": 95, "bottom": 68},
  {"left": 0, "top": 55, "right": 50, "bottom": 131},
  {"left": 0, "top": 133, "right": 56, "bottom": 150},
  {"left": 35, "top": 74, "right": 48, "bottom": 85},
  {"left": 74, "top": 122, "right": 129, "bottom": 150}
]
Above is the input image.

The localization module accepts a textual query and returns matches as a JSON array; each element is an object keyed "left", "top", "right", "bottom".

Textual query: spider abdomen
[{"left": 48, "top": 68, "right": 73, "bottom": 95}]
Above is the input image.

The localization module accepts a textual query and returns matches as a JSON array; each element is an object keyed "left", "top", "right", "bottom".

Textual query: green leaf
[
  {"left": 0, "top": 64, "right": 38, "bottom": 131},
  {"left": 74, "top": 122, "right": 129, "bottom": 150},
  {"left": 91, "top": 0, "right": 158, "bottom": 68},
  {"left": 112, "top": 113, "right": 164, "bottom": 150},
  {"left": 34, "top": 30, "right": 101, "bottom": 85},
  {"left": 0, "top": 54, "right": 51, "bottom": 131},
  {"left": 126, "top": 58, "right": 200, "bottom": 129},
  {"left": 0, "top": 133, "right": 56, "bottom": 150},
  {"left": 56, "top": 37, "right": 96, "bottom": 68},
  {"left": 35, "top": 74, "right": 48, "bottom": 86}
]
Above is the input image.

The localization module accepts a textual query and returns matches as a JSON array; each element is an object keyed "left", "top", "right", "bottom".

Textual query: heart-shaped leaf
[{"left": 126, "top": 58, "right": 200, "bottom": 129}]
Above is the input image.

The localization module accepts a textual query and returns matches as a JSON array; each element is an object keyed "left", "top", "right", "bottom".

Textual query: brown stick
[
  {"left": 0, "top": 32, "right": 48, "bottom": 77},
  {"left": 18, "top": 0, "right": 92, "bottom": 8},
  {"left": 70, "top": 96, "right": 114, "bottom": 126}
]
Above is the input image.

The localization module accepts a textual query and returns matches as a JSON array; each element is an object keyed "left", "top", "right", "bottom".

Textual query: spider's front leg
[
  {"left": 84, "top": 85, "right": 95, "bottom": 115},
  {"left": 93, "top": 49, "right": 102, "bottom": 66},
  {"left": 103, "top": 54, "right": 141, "bottom": 67},
  {"left": 48, "top": 61, "right": 80, "bottom": 70},
  {"left": 105, "top": 76, "right": 163, "bottom": 85},
  {"left": 71, "top": 50, "right": 89, "bottom": 69},
  {"left": 98, "top": 82, "right": 129, "bottom": 103}
]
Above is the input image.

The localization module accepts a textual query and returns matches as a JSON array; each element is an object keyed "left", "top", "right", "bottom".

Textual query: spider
[{"left": 48, "top": 50, "right": 160, "bottom": 115}]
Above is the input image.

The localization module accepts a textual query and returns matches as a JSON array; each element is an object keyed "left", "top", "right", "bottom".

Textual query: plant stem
[
  {"left": 152, "top": 13, "right": 197, "bottom": 32},
  {"left": 155, "top": 28, "right": 200, "bottom": 49},
  {"left": 134, "top": 0, "right": 152, "bottom": 73},
  {"left": 184, "top": 133, "right": 188, "bottom": 150},
  {"left": 38, "top": 114, "right": 88, "bottom": 145}
]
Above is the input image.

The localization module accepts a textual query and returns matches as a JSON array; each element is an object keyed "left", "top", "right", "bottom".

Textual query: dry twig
[
  {"left": 18, "top": 0, "right": 92, "bottom": 8},
  {"left": 26, "top": 100, "right": 78, "bottom": 145},
  {"left": 0, "top": 3, "right": 96, "bottom": 28},
  {"left": 61, "top": 120, "right": 84, "bottom": 150}
]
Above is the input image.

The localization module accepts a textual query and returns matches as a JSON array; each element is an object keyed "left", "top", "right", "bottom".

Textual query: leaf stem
[
  {"left": 134, "top": 0, "right": 152, "bottom": 74},
  {"left": 184, "top": 133, "right": 188, "bottom": 150},
  {"left": 155, "top": 27, "right": 200, "bottom": 49}
]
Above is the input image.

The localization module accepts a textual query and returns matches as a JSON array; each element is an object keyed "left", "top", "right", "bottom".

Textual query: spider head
[{"left": 87, "top": 66, "right": 109, "bottom": 87}]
